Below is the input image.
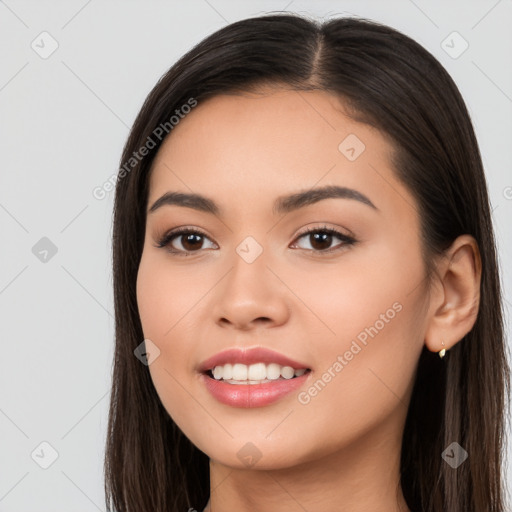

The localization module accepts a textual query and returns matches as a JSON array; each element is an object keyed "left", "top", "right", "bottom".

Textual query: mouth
[
  {"left": 204, "top": 362, "right": 311, "bottom": 385},
  {"left": 198, "top": 347, "right": 312, "bottom": 407}
]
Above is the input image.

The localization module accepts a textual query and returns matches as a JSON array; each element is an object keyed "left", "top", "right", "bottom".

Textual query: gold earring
[{"left": 439, "top": 341, "right": 446, "bottom": 359}]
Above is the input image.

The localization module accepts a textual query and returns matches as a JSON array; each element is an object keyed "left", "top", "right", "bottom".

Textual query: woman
[{"left": 104, "top": 12, "right": 510, "bottom": 512}]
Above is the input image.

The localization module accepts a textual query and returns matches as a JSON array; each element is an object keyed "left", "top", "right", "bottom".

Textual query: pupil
[
  {"left": 183, "top": 234, "right": 202, "bottom": 250},
  {"left": 311, "top": 232, "right": 331, "bottom": 250}
]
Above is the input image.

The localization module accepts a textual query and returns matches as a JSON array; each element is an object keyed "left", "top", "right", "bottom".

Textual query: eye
[
  {"left": 291, "top": 225, "right": 356, "bottom": 254},
  {"left": 155, "top": 224, "right": 356, "bottom": 256},
  {"left": 155, "top": 227, "right": 216, "bottom": 256}
]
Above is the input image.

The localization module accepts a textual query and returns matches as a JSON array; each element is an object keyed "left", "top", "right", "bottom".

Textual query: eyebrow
[{"left": 148, "top": 185, "right": 377, "bottom": 216}]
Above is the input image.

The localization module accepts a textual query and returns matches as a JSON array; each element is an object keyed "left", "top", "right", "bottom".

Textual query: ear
[{"left": 424, "top": 234, "right": 482, "bottom": 354}]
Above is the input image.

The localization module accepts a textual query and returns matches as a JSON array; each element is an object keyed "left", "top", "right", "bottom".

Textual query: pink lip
[
  {"left": 198, "top": 347, "right": 310, "bottom": 373},
  {"left": 198, "top": 347, "right": 311, "bottom": 408},
  {"left": 200, "top": 371, "right": 311, "bottom": 408}
]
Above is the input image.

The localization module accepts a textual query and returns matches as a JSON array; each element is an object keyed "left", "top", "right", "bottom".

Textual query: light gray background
[{"left": 1, "top": 1, "right": 511, "bottom": 510}]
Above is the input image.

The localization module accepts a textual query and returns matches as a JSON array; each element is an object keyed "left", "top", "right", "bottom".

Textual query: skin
[{"left": 136, "top": 88, "right": 481, "bottom": 512}]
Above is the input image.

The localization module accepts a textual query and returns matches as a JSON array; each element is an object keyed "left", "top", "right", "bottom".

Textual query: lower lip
[{"left": 201, "top": 372, "right": 311, "bottom": 408}]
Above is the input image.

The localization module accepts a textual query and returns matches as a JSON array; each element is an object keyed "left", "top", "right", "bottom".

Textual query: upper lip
[{"left": 198, "top": 347, "right": 310, "bottom": 373}]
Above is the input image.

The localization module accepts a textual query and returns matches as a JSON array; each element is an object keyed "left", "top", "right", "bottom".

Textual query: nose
[{"left": 211, "top": 248, "right": 290, "bottom": 331}]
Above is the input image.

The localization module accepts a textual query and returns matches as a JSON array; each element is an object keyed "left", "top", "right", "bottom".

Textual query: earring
[{"left": 439, "top": 341, "right": 446, "bottom": 359}]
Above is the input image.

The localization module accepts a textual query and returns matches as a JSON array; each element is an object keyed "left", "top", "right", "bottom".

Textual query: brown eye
[
  {"left": 308, "top": 232, "right": 334, "bottom": 251},
  {"left": 292, "top": 226, "right": 356, "bottom": 254},
  {"left": 156, "top": 228, "right": 216, "bottom": 255},
  {"left": 156, "top": 225, "right": 356, "bottom": 257},
  {"left": 176, "top": 232, "right": 205, "bottom": 251}
]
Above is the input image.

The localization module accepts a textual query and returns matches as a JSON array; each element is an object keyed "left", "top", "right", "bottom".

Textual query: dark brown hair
[{"left": 105, "top": 12, "right": 510, "bottom": 512}]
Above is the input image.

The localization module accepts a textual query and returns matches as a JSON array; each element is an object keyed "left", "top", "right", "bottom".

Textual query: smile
[
  {"left": 208, "top": 362, "right": 309, "bottom": 384},
  {"left": 198, "top": 347, "right": 312, "bottom": 407}
]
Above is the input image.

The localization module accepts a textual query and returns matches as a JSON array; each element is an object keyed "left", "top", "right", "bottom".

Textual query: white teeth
[
  {"left": 248, "top": 362, "right": 266, "bottom": 380},
  {"left": 266, "top": 363, "right": 281, "bottom": 380},
  {"left": 223, "top": 363, "right": 233, "bottom": 380},
  {"left": 281, "top": 366, "right": 295, "bottom": 379},
  {"left": 232, "top": 363, "right": 247, "bottom": 380},
  {"left": 212, "top": 366, "right": 223, "bottom": 380},
  {"left": 210, "top": 362, "right": 309, "bottom": 382}
]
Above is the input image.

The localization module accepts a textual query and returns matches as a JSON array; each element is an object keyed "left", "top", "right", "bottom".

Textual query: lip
[
  {"left": 198, "top": 347, "right": 311, "bottom": 408},
  {"left": 197, "top": 347, "right": 310, "bottom": 373},
  {"left": 200, "top": 371, "right": 311, "bottom": 408}
]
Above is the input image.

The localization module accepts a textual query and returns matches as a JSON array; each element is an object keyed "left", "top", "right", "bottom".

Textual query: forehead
[
  {"left": 153, "top": 88, "right": 391, "bottom": 166},
  {"left": 147, "top": 89, "right": 415, "bottom": 220}
]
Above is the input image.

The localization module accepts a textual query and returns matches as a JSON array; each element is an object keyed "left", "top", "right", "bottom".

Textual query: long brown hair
[{"left": 104, "top": 13, "right": 510, "bottom": 512}]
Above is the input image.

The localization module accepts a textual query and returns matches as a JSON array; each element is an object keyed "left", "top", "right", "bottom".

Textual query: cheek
[
  {"left": 136, "top": 252, "right": 200, "bottom": 339},
  {"left": 285, "top": 241, "right": 425, "bottom": 423},
  {"left": 136, "top": 250, "right": 217, "bottom": 424},
  {"left": 136, "top": 252, "right": 201, "bottom": 374},
  {"left": 281, "top": 239, "right": 424, "bottom": 352}
]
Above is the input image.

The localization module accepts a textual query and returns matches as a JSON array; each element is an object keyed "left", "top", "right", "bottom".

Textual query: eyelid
[
  {"left": 292, "top": 222, "right": 355, "bottom": 241},
  {"left": 153, "top": 226, "right": 216, "bottom": 253},
  {"left": 289, "top": 224, "right": 356, "bottom": 253},
  {"left": 155, "top": 223, "right": 356, "bottom": 256}
]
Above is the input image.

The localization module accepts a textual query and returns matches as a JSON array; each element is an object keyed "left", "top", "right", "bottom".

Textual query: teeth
[
  {"left": 232, "top": 363, "right": 247, "bottom": 380},
  {"left": 210, "top": 363, "right": 309, "bottom": 382},
  {"left": 223, "top": 363, "right": 233, "bottom": 380},
  {"left": 248, "top": 362, "right": 266, "bottom": 380},
  {"left": 267, "top": 363, "right": 281, "bottom": 380},
  {"left": 281, "top": 366, "right": 295, "bottom": 379},
  {"left": 212, "top": 366, "right": 223, "bottom": 380}
]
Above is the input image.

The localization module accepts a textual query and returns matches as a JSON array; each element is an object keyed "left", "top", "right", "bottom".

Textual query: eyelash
[{"left": 154, "top": 225, "right": 356, "bottom": 257}]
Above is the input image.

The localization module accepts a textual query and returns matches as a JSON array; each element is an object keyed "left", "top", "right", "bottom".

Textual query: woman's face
[{"left": 136, "top": 88, "right": 430, "bottom": 469}]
